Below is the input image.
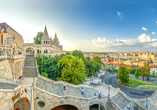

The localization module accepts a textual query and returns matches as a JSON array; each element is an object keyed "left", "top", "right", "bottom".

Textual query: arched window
[
  {"left": 37, "top": 50, "right": 39, "bottom": 54},
  {"left": 44, "top": 50, "right": 48, "bottom": 53}
]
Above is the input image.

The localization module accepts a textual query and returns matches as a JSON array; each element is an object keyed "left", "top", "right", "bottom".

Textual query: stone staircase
[
  {"left": 36, "top": 78, "right": 100, "bottom": 98},
  {"left": 22, "top": 55, "right": 37, "bottom": 77}
]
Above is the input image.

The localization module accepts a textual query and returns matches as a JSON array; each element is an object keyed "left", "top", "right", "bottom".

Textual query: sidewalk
[{"left": 136, "top": 85, "right": 157, "bottom": 89}]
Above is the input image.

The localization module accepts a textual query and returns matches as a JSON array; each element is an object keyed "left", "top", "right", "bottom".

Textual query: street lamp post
[
  {"left": 98, "top": 91, "right": 101, "bottom": 110},
  {"left": 25, "top": 83, "right": 35, "bottom": 110}
]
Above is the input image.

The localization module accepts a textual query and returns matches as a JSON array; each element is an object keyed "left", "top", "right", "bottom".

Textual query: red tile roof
[{"left": 151, "top": 65, "right": 157, "bottom": 68}]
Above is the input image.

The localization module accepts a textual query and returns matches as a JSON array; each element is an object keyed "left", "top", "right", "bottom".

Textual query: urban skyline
[{"left": 1, "top": 0, "right": 157, "bottom": 52}]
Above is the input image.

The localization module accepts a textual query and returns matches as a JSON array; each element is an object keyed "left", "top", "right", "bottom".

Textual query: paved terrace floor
[
  {"left": 36, "top": 78, "right": 100, "bottom": 98},
  {"left": 0, "top": 82, "right": 18, "bottom": 89}
]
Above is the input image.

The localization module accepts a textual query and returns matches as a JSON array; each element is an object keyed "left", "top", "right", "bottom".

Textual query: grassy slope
[{"left": 119, "top": 78, "right": 157, "bottom": 88}]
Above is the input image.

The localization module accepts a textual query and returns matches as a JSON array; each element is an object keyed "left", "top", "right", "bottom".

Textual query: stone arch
[
  {"left": 14, "top": 97, "right": 30, "bottom": 110},
  {"left": 51, "top": 104, "right": 79, "bottom": 110},
  {"left": 25, "top": 47, "right": 35, "bottom": 55},
  {"left": 89, "top": 103, "right": 105, "bottom": 110}
]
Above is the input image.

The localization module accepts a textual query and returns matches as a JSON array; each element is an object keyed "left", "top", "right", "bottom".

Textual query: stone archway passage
[
  {"left": 90, "top": 104, "right": 105, "bottom": 110},
  {"left": 14, "top": 97, "right": 30, "bottom": 110},
  {"left": 51, "top": 105, "right": 78, "bottom": 110}
]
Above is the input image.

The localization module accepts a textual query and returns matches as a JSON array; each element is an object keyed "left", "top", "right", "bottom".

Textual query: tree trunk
[{"left": 143, "top": 77, "right": 144, "bottom": 81}]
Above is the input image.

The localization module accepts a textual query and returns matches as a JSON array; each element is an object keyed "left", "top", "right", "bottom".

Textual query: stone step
[
  {"left": 23, "top": 67, "right": 37, "bottom": 77},
  {"left": 24, "top": 62, "right": 36, "bottom": 66}
]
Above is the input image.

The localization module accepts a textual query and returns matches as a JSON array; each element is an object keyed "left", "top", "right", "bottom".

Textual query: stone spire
[
  {"left": 53, "top": 32, "right": 59, "bottom": 42},
  {"left": 42, "top": 25, "right": 49, "bottom": 39}
]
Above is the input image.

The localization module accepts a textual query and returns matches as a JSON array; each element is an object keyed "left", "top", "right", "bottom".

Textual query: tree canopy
[
  {"left": 117, "top": 66, "right": 130, "bottom": 84},
  {"left": 57, "top": 55, "right": 86, "bottom": 84},
  {"left": 34, "top": 32, "right": 43, "bottom": 44},
  {"left": 134, "top": 68, "right": 141, "bottom": 79},
  {"left": 35, "top": 50, "right": 104, "bottom": 84}
]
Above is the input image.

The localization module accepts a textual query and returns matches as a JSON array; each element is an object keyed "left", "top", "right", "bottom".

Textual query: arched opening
[
  {"left": 26, "top": 48, "right": 34, "bottom": 55},
  {"left": 51, "top": 105, "right": 78, "bottom": 110},
  {"left": 37, "top": 49, "right": 40, "bottom": 54},
  {"left": 14, "top": 97, "right": 30, "bottom": 110},
  {"left": 44, "top": 49, "right": 48, "bottom": 53},
  {"left": 89, "top": 104, "right": 105, "bottom": 110}
]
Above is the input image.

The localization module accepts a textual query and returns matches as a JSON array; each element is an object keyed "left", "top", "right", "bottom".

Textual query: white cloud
[
  {"left": 156, "top": 21, "right": 157, "bottom": 24},
  {"left": 117, "top": 12, "right": 121, "bottom": 16},
  {"left": 117, "top": 12, "right": 122, "bottom": 19},
  {"left": 150, "top": 8, "right": 155, "bottom": 11},
  {"left": 141, "top": 27, "right": 147, "bottom": 31},
  {"left": 92, "top": 33, "right": 157, "bottom": 49},
  {"left": 152, "top": 32, "right": 156, "bottom": 35},
  {"left": 92, "top": 37, "right": 136, "bottom": 47},
  {"left": 138, "top": 33, "right": 150, "bottom": 42}
]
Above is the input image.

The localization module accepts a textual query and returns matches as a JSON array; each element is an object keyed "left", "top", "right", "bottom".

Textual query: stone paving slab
[{"left": 0, "top": 82, "right": 18, "bottom": 89}]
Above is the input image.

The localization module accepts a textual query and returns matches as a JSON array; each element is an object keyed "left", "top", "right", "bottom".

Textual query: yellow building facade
[{"left": 0, "top": 22, "right": 24, "bottom": 47}]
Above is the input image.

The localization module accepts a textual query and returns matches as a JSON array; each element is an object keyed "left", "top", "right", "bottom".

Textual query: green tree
[
  {"left": 107, "top": 64, "right": 117, "bottom": 72},
  {"left": 134, "top": 68, "right": 141, "bottom": 79},
  {"left": 130, "top": 69, "right": 136, "bottom": 74},
  {"left": 72, "top": 50, "right": 85, "bottom": 61},
  {"left": 152, "top": 71, "right": 155, "bottom": 77},
  {"left": 41, "top": 72, "right": 48, "bottom": 78},
  {"left": 57, "top": 55, "right": 86, "bottom": 84},
  {"left": 34, "top": 32, "right": 43, "bottom": 44},
  {"left": 117, "top": 66, "right": 130, "bottom": 84},
  {"left": 35, "top": 54, "right": 63, "bottom": 80}
]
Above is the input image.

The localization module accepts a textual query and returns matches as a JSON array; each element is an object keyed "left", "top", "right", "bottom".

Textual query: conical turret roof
[
  {"left": 42, "top": 25, "right": 49, "bottom": 39},
  {"left": 53, "top": 32, "right": 59, "bottom": 42}
]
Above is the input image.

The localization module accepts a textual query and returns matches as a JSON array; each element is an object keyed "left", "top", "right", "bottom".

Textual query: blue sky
[{"left": 1, "top": 0, "right": 157, "bottom": 52}]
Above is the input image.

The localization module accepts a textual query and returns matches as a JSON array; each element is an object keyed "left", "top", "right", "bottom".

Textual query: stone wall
[
  {"left": 0, "top": 86, "right": 31, "bottom": 110},
  {"left": 0, "top": 57, "right": 24, "bottom": 83},
  {"left": 34, "top": 87, "right": 107, "bottom": 110},
  {"left": 14, "top": 60, "right": 22, "bottom": 80},
  {"left": 0, "top": 59, "right": 13, "bottom": 81}
]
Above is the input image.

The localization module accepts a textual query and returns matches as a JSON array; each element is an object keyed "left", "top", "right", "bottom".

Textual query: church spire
[{"left": 42, "top": 25, "right": 49, "bottom": 39}]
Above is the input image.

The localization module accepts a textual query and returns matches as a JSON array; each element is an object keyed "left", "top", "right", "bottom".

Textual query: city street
[{"left": 101, "top": 70, "right": 156, "bottom": 99}]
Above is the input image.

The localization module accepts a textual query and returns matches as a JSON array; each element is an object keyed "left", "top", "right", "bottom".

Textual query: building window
[
  {"left": 44, "top": 41, "right": 45, "bottom": 44},
  {"left": 44, "top": 50, "right": 48, "bottom": 53},
  {"left": 46, "top": 41, "right": 47, "bottom": 44},
  {"left": 37, "top": 50, "right": 39, "bottom": 54}
]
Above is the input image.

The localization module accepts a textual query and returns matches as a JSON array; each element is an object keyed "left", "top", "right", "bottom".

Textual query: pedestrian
[
  {"left": 63, "top": 83, "right": 66, "bottom": 90},
  {"left": 81, "top": 88, "right": 84, "bottom": 95},
  {"left": 18, "top": 75, "right": 22, "bottom": 79}
]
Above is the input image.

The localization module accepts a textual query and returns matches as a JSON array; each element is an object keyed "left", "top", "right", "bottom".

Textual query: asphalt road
[{"left": 101, "top": 71, "right": 156, "bottom": 99}]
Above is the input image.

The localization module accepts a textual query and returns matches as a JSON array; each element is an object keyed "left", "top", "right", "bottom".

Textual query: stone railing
[
  {"left": 21, "top": 55, "right": 26, "bottom": 75},
  {"left": 102, "top": 83, "right": 147, "bottom": 110},
  {"left": 38, "top": 75, "right": 93, "bottom": 88},
  {"left": 150, "top": 89, "right": 157, "bottom": 99},
  {"left": 35, "top": 86, "right": 104, "bottom": 103},
  {"left": 0, "top": 55, "right": 6, "bottom": 60},
  {"left": 34, "top": 59, "right": 40, "bottom": 77}
]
